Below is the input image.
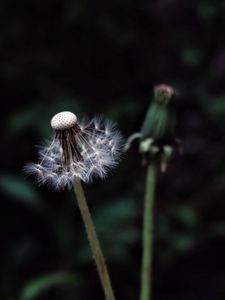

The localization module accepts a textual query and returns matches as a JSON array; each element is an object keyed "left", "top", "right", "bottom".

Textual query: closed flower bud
[{"left": 140, "top": 84, "right": 176, "bottom": 143}]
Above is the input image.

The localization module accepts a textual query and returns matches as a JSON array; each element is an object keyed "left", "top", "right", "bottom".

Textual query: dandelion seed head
[
  {"left": 51, "top": 111, "right": 77, "bottom": 130},
  {"left": 25, "top": 112, "right": 123, "bottom": 190}
]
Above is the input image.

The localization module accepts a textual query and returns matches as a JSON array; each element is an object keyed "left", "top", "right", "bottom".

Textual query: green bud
[
  {"left": 140, "top": 84, "right": 176, "bottom": 142},
  {"left": 124, "top": 84, "right": 180, "bottom": 170}
]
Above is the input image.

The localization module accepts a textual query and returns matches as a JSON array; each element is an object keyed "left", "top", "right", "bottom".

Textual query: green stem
[
  {"left": 73, "top": 180, "right": 116, "bottom": 300},
  {"left": 140, "top": 164, "right": 156, "bottom": 300}
]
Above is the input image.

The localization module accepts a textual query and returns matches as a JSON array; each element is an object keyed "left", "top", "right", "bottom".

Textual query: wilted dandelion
[{"left": 25, "top": 111, "right": 123, "bottom": 190}]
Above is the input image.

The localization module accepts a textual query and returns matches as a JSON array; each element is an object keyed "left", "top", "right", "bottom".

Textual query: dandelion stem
[
  {"left": 73, "top": 179, "right": 116, "bottom": 300},
  {"left": 140, "top": 164, "right": 156, "bottom": 300}
]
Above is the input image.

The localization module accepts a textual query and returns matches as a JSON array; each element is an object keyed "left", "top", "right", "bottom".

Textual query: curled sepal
[
  {"left": 124, "top": 132, "right": 142, "bottom": 151},
  {"left": 160, "top": 145, "right": 173, "bottom": 172}
]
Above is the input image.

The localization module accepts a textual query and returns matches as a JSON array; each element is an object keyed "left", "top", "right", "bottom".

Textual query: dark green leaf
[{"left": 20, "top": 272, "right": 76, "bottom": 300}]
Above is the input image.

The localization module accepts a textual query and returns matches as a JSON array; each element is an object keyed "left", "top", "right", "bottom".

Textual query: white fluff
[{"left": 25, "top": 115, "right": 123, "bottom": 190}]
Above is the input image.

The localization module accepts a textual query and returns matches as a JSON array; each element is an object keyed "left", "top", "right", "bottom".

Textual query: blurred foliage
[
  {"left": 1, "top": 0, "right": 225, "bottom": 299},
  {"left": 19, "top": 272, "right": 77, "bottom": 300},
  {"left": 0, "top": 175, "right": 39, "bottom": 206}
]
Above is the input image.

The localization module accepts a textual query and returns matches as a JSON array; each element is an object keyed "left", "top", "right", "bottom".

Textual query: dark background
[{"left": 1, "top": 0, "right": 225, "bottom": 299}]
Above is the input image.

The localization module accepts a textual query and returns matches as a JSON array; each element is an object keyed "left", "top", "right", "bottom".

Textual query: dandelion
[
  {"left": 25, "top": 111, "right": 123, "bottom": 300},
  {"left": 25, "top": 111, "right": 123, "bottom": 190}
]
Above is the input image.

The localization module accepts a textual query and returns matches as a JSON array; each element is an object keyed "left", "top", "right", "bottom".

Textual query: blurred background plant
[{"left": 1, "top": 0, "right": 225, "bottom": 299}]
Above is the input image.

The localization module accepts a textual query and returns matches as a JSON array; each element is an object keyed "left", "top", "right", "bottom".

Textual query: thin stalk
[
  {"left": 73, "top": 179, "right": 116, "bottom": 300},
  {"left": 140, "top": 164, "right": 156, "bottom": 300}
]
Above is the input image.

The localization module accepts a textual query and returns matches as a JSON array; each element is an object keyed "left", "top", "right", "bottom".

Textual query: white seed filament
[{"left": 25, "top": 115, "right": 123, "bottom": 190}]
